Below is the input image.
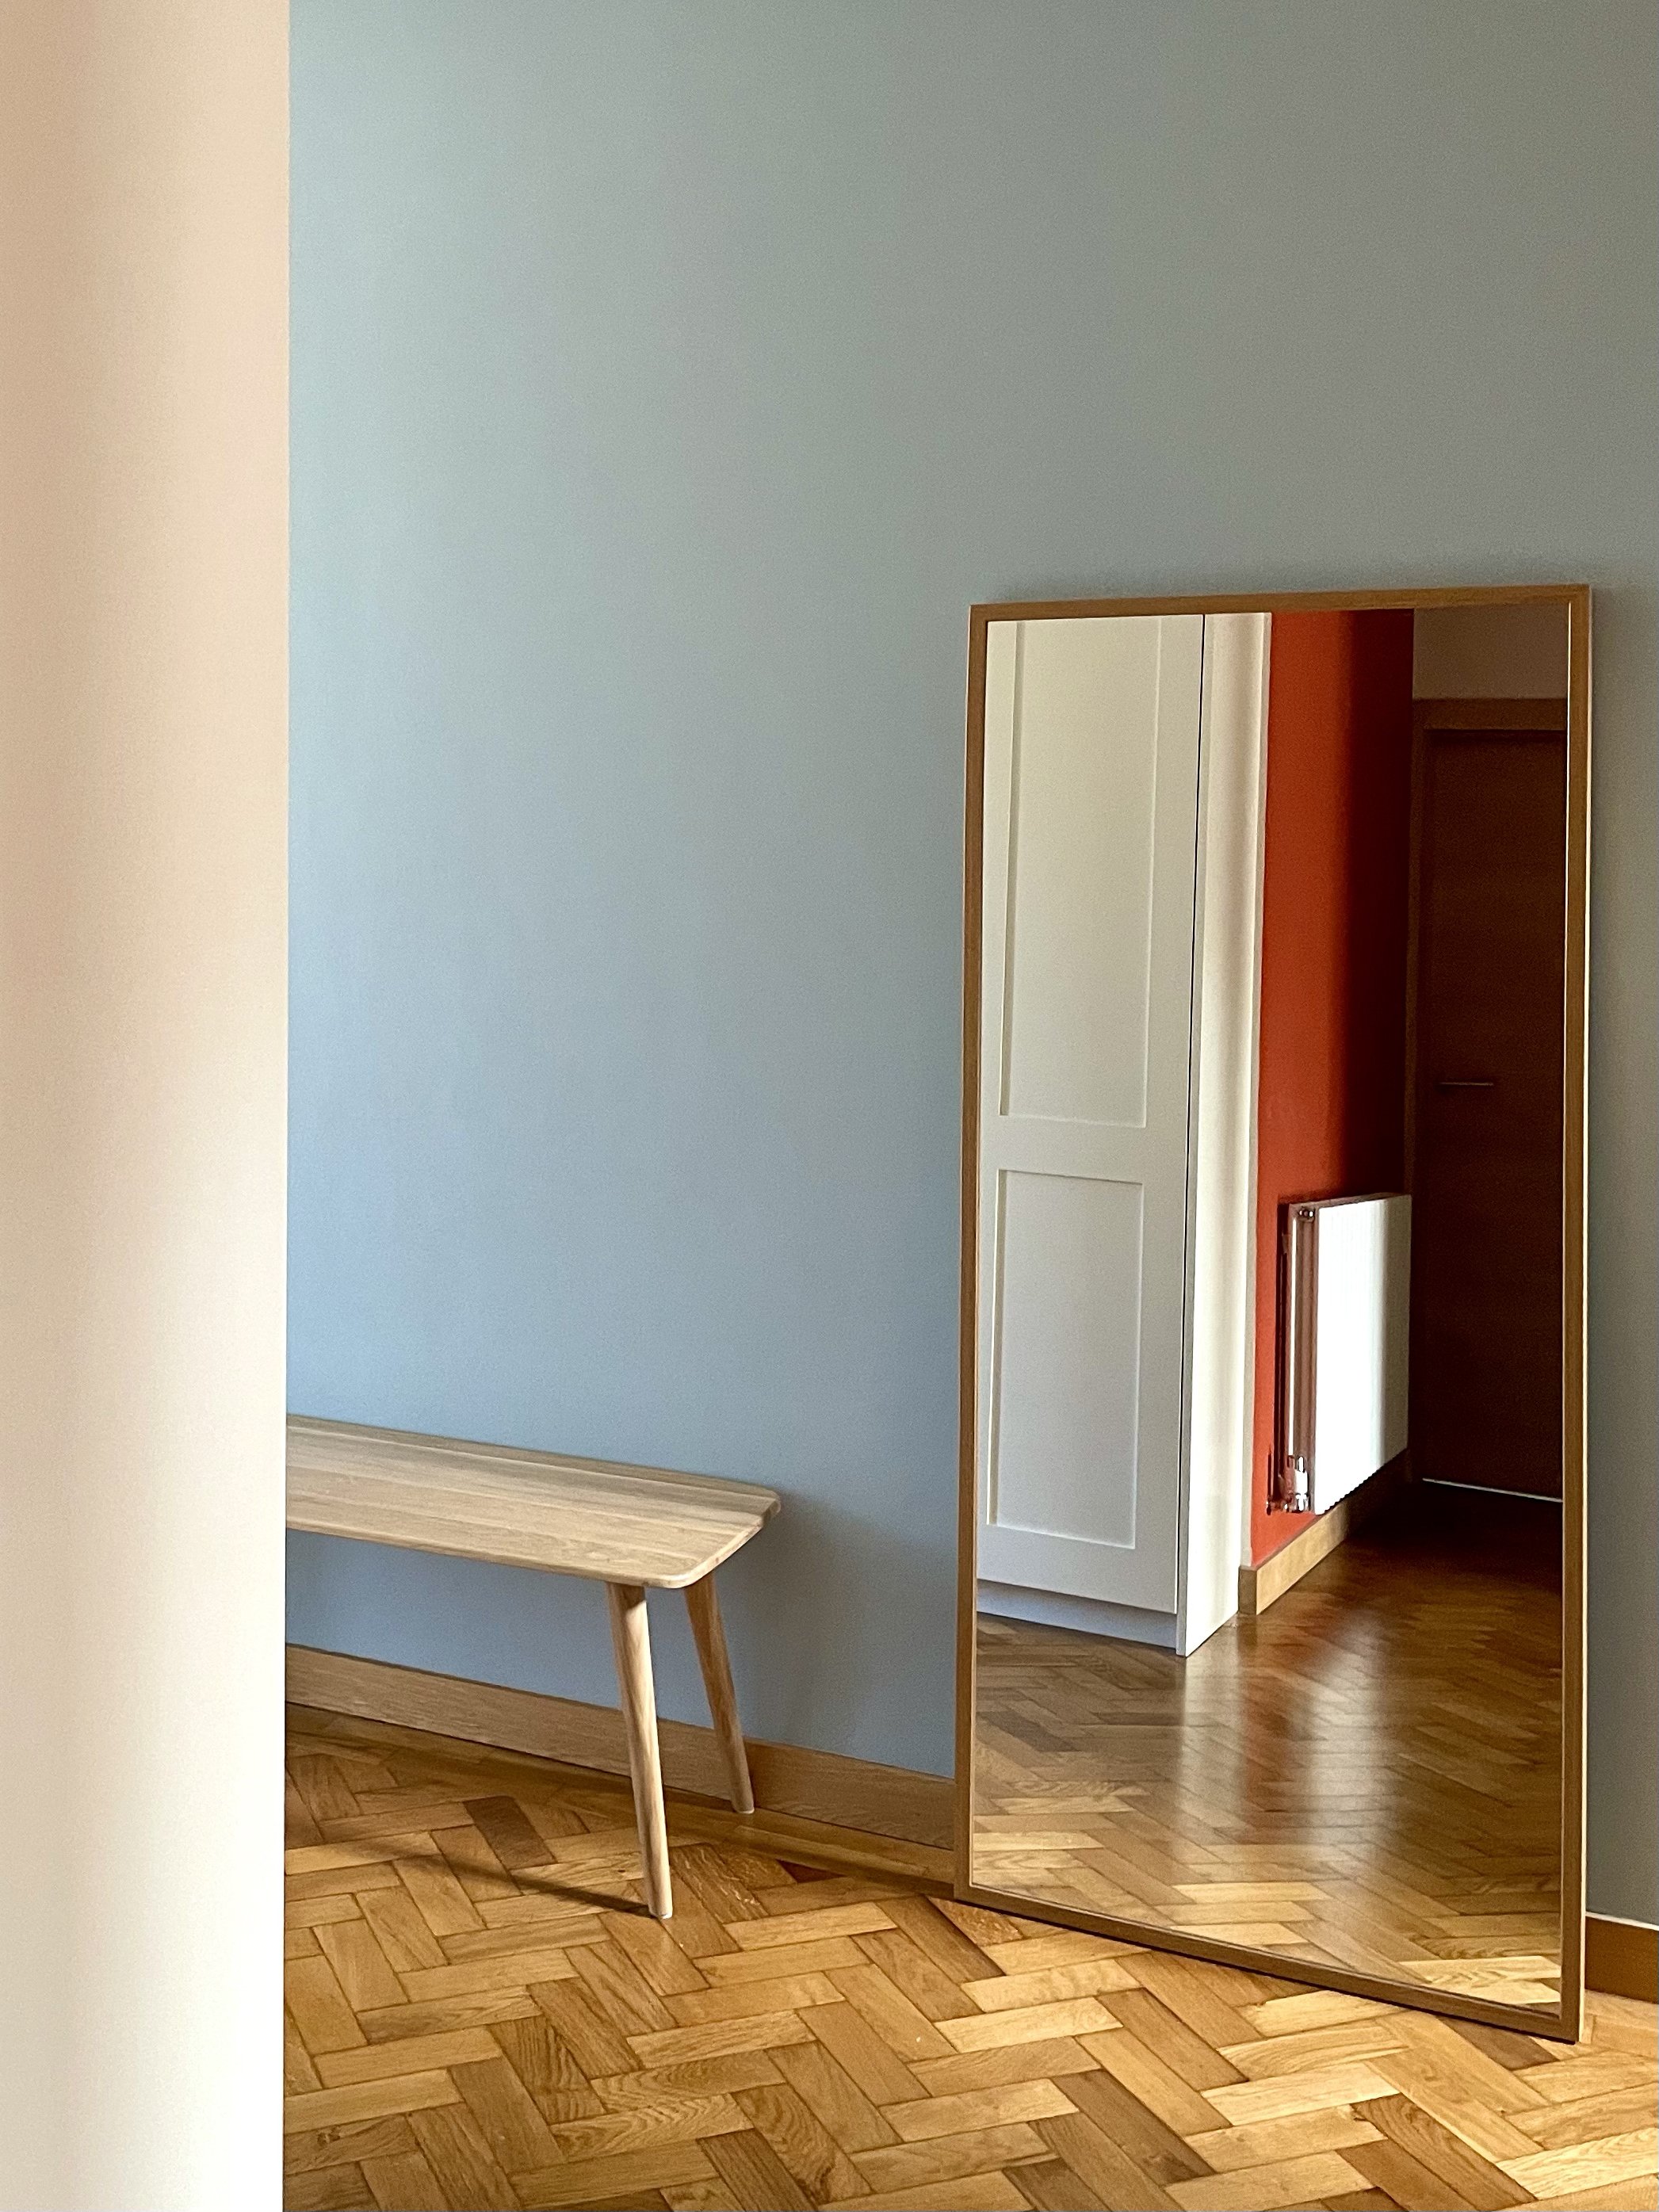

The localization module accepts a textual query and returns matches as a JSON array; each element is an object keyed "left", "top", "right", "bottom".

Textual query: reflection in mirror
[{"left": 962, "top": 594, "right": 1581, "bottom": 2030}]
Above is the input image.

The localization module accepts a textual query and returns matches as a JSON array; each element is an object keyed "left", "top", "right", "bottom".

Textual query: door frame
[{"left": 954, "top": 584, "right": 1591, "bottom": 2041}]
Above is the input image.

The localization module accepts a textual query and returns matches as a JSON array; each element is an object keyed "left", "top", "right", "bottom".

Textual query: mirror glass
[{"left": 962, "top": 594, "right": 1578, "bottom": 2025}]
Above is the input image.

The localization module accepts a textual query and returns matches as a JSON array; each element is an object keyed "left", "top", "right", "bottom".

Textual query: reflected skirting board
[
  {"left": 285, "top": 1645, "right": 1647, "bottom": 2003},
  {"left": 1239, "top": 1452, "right": 1411, "bottom": 1615}
]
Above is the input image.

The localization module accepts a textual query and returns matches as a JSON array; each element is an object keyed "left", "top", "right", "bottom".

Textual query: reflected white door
[{"left": 977, "top": 615, "right": 1202, "bottom": 1612}]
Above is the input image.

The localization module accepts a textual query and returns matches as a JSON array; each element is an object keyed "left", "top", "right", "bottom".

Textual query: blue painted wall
[{"left": 289, "top": 2, "right": 1657, "bottom": 1915}]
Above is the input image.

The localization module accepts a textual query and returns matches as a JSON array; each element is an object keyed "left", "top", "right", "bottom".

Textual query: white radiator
[{"left": 1278, "top": 1194, "right": 1411, "bottom": 1515}]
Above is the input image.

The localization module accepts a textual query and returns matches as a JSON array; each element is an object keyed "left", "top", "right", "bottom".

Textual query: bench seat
[
  {"left": 287, "top": 1416, "right": 779, "bottom": 1587},
  {"left": 286, "top": 1415, "right": 780, "bottom": 1917}
]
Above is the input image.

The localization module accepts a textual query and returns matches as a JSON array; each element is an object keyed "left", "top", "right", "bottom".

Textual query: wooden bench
[{"left": 286, "top": 1415, "right": 780, "bottom": 1919}]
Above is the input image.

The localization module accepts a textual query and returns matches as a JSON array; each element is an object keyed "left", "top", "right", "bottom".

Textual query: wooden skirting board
[
  {"left": 287, "top": 1644, "right": 1646, "bottom": 2004},
  {"left": 286, "top": 1644, "right": 953, "bottom": 1851},
  {"left": 1239, "top": 1453, "right": 1411, "bottom": 1617},
  {"left": 1585, "top": 1913, "right": 1659, "bottom": 2004}
]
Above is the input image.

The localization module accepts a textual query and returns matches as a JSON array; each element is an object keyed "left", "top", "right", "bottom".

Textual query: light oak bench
[{"left": 286, "top": 1415, "right": 780, "bottom": 1919}]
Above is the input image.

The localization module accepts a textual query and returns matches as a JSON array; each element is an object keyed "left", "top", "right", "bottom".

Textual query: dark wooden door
[{"left": 1410, "top": 724, "right": 1566, "bottom": 1498}]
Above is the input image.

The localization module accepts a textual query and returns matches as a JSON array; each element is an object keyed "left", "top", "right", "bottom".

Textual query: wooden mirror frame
[{"left": 954, "top": 583, "right": 1590, "bottom": 2038}]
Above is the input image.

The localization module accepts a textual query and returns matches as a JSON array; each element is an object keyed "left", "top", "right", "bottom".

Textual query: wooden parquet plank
[
  {"left": 358, "top": 1883, "right": 447, "bottom": 1971},
  {"left": 488, "top": 2013, "right": 602, "bottom": 2125},
  {"left": 1528, "top": 2183, "right": 1658, "bottom": 2212},
  {"left": 1248, "top": 1991, "right": 1399, "bottom": 2038},
  {"left": 286, "top": 2117, "right": 419, "bottom": 2176},
  {"left": 883, "top": 1892, "right": 1005, "bottom": 1985},
  {"left": 514, "top": 2139, "right": 716, "bottom": 2210},
  {"left": 1082, "top": 2023, "right": 1230, "bottom": 2135},
  {"left": 355, "top": 1990, "right": 542, "bottom": 2042},
  {"left": 1186, "top": 2106, "right": 1386, "bottom": 2174},
  {"left": 701, "top": 2123, "right": 815, "bottom": 2210},
  {"left": 537, "top": 2090, "right": 750, "bottom": 2164},
  {"left": 393, "top": 1852, "right": 485, "bottom": 1939},
  {"left": 1355, "top": 2092, "right": 1527, "bottom": 2209},
  {"left": 732, "top": 2079, "right": 866, "bottom": 2201},
  {"left": 828, "top": 1963, "right": 958, "bottom": 2061},
  {"left": 404, "top": 2103, "right": 524, "bottom": 2209},
  {"left": 881, "top": 2077, "right": 1077, "bottom": 2142},
  {"left": 702, "top": 1936, "right": 866, "bottom": 1985},
  {"left": 610, "top": 1912, "right": 715, "bottom": 1997},
  {"left": 626, "top": 2010, "right": 819, "bottom": 2068},
  {"left": 907, "top": 2035, "right": 1099, "bottom": 2098},
  {"left": 313, "top": 2027, "right": 501, "bottom": 2088},
  {"left": 1345, "top": 2131, "right": 1485, "bottom": 2210},
  {"left": 1517, "top": 2083, "right": 1659, "bottom": 2148},
  {"left": 663, "top": 1970, "right": 842, "bottom": 2024},
  {"left": 284, "top": 1706, "right": 1655, "bottom": 2212},
  {"left": 1063, "top": 2060, "right": 1215, "bottom": 2182},
  {"left": 1518, "top": 2050, "right": 1654, "bottom": 2105},
  {"left": 1223, "top": 2019, "right": 1409, "bottom": 2078},
  {"left": 284, "top": 2072, "right": 462, "bottom": 2136},
  {"left": 854, "top": 1927, "right": 984, "bottom": 2022},
  {"left": 529, "top": 1978, "right": 638, "bottom": 2078},
  {"left": 1129, "top": 1949, "right": 1262, "bottom": 2050},
  {"left": 1012, "top": 2155, "right": 1114, "bottom": 2212},
  {"left": 845, "top": 2119, "right": 1048, "bottom": 2193},
  {"left": 769, "top": 2037, "right": 899, "bottom": 2153},
  {"left": 572, "top": 1937, "right": 682, "bottom": 2034},
  {"left": 822, "top": 2175, "right": 1030, "bottom": 2212},
  {"left": 1037, "top": 2105, "right": 1180, "bottom": 2207},
  {"left": 359, "top": 2146, "right": 447, "bottom": 2210},
  {"left": 442, "top": 1912, "right": 606, "bottom": 1962},
  {"left": 1501, "top": 2126, "right": 1659, "bottom": 2199},
  {"left": 1202, "top": 2060, "right": 1401, "bottom": 2127},
  {"left": 594, "top": 2053, "right": 780, "bottom": 2109},
  {"left": 803, "top": 1999, "right": 925, "bottom": 2105},
  {"left": 1168, "top": 2148, "right": 1371, "bottom": 2210},
  {"left": 316, "top": 1916, "right": 407, "bottom": 2012},
  {"left": 937, "top": 1995, "right": 1118, "bottom": 2051},
  {"left": 286, "top": 2008, "right": 324, "bottom": 2095},
  {"left": 287, "top": 1954, "right": 370, "bottom": 2055},
  {"left": 450, "top": 2050, "right": 565, "bottom": 2169},
  {"left": 1107, "top": 1986, "right": 1250, "bottom": 2090},
  {"left": 285, "top": 2163, "right": 374, "bottom": 2212},
  {"left": 959, "top": 1955, "right": 1137, "bottom": 2011},
  {"left": 733, "top": 1903, "right": 896, "bottom": 1950},
  {"left": 399, "top": 1945, "right": 585, "bottom": 2002}
]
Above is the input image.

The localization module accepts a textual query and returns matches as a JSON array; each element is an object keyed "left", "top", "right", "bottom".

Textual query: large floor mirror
[{"left": 955, "top": 587, "right": 1588, "bottom": 2038}]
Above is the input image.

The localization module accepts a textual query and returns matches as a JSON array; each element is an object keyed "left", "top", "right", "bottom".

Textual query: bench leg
[
  {"left": 686, "top": 1572, "right": 755, "bottom": 1815},
  {"left": 605, "top": 1582, "right": 673, "bottom": 1918}
]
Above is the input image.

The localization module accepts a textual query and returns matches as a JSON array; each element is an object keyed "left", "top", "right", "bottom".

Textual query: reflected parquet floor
[{"left": 973, "top": 1489, "right": 1564, "bottom": 2015}]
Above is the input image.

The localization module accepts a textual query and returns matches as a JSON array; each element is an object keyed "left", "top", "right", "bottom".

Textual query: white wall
[
  {"left": 1183, "top": 613, "right": 1271, "bottom": 1654},
  {"left": 0, "top": 5, "right": 288, "bottom": 2205}
]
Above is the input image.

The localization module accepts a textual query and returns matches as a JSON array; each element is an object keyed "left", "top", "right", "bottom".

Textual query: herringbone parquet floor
[
  {"left": 973, "top": 1492, "right": 1564, "bottom": 2013},
  {"left": 285, "top": 1704, "right": 1655, "bottom": 2212}
]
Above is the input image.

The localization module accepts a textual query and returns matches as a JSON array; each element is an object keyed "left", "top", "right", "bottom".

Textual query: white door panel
[
  {"left": 1001, "top": 619, "right": 1162, "bottom": 1127},
  {"left": 977, "top": 614, "right": 1202, "bottom": 1614},
  {"left": 991, "top": 1170, "right": 1144, "bottom": 1551}
]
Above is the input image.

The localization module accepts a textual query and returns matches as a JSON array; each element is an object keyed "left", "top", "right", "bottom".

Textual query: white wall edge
[{"left": 1178, "top": 612, "right": 1271, "bottom": 1656}]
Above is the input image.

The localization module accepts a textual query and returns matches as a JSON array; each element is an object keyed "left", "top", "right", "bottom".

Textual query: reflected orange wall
[{"left": 1250, "top": 611, "right": 1415, "bottom": 1564}]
